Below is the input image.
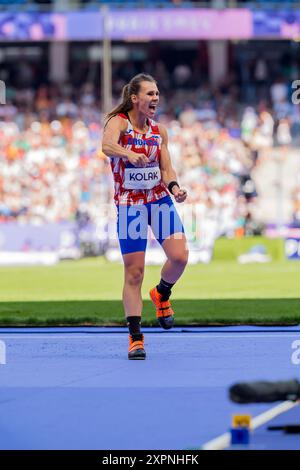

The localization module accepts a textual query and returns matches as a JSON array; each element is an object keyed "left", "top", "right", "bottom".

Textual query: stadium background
[{"left": 1, "top": 0, "right": 300, "bottom": 325}]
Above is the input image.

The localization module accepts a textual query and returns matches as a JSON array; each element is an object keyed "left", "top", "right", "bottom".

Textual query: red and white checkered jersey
[{"left": 110, "top": 113, "right": 168, "bottom": 205}]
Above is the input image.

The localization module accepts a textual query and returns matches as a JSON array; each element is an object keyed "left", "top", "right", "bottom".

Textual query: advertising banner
[
  {"left": 253, "top": 10, "right": 300, "bottom": 38},
  {"left": 0, "top": 9, "right": 298, "bottom": 41},
  {"left": 0, "top": 12, "right": 65, "bottom": 40},
  {"left": 108, "top": 9, "right": 252, "bottom": 40},
  {"left": 0, "top": 222, "right": 78, "bottom": 251}
]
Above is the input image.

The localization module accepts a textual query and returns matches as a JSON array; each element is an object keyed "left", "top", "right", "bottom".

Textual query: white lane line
[
  {"left": 201, "top": 400, "right": 299, "bottom": 450},
  {"left": 0, "top": 334, "right": 300, "bottom": 339}
]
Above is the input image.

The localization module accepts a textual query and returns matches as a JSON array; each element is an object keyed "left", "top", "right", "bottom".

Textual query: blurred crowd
[
  {"left": 0, "top": 83, "right": 109, "bottom": 226},
  {"left": 0, "top": 73, "right": 299, "bottom": 244}
]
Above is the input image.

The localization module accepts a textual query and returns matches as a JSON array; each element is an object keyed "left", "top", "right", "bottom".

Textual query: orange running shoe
[
  {"left": 149, "top": 287, "right": 174, "bottom": 330},
  {"left": 128, "top": 334, "right": 146, "bottom": 360}
]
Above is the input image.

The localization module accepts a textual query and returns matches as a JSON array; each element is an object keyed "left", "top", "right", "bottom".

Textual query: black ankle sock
[
  {"left": 157, "top": 278, "right": 175, "bottom": 301},
  {"left": 127, "top": 316, "right": 141, "bottom": 337},
  {"left": 131, "top": 333, "right": 143, "bottom": 342}
]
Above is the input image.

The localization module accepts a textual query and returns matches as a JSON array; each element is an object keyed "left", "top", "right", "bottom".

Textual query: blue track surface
[{"left": 0, "top": 326, "right": 299, "bottom": 450}]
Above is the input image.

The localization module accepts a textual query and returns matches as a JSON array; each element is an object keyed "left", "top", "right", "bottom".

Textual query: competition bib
[{"left": 123, "top": 166, "right": 161, "bottom": 190}]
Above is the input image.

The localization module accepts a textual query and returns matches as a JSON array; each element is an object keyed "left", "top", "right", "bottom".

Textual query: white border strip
[
  {"left": 202, "top": 400, "right": 299, "bottom": 450},
  {"left": 1, "top": 334, "right": 300, "bottom": 339}
]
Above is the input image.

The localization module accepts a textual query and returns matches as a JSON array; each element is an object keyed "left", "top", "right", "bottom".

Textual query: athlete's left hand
[{"left": 173, "top": 187, "right": 187, "bottom": 203}]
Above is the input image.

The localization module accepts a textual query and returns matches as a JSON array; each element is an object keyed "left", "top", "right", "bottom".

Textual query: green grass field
[{"left": 0, "top": 254, "right": 300, "bottom": 326}]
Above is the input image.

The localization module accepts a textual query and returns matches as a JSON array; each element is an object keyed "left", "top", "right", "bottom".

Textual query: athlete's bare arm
[
  {"left": 102, "top": 116, "right": 148, "bottom": 167},
  {"left": 159, "top": 124, "right": 187, "bottom": 203}
]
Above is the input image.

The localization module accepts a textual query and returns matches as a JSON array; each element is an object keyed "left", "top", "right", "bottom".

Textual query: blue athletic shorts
[{"left": 117, "top": 195, "right": 185, "bottom": 255}]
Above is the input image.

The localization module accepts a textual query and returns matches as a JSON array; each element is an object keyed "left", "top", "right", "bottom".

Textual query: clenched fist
[
  {"left": 172, "top": 186, "right": 187, "bottom": 203},
  {"left": 127, "top": 151, "right": 148, "bottom": 168}
]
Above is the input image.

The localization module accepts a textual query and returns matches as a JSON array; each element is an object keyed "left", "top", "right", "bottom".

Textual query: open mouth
[{"left": 149, "top": 104, "right": 157, "bottom": 111}]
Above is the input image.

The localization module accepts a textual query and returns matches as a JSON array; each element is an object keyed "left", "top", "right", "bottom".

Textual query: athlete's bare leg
[
  {"left": 122, "top": 251, "right": 145, "bottom": 317},
  {"left": 161, "top": 233, "right": 189, "bottom": 284}
]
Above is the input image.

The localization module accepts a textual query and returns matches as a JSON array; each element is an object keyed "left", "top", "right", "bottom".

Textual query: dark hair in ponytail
[{"left": 105, "top": 73, "right": 157, "bottom": 123}]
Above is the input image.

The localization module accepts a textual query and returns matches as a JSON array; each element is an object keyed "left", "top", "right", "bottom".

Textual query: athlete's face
[{"left": 131, "top": 81, "right": 160, "bottom": 118}]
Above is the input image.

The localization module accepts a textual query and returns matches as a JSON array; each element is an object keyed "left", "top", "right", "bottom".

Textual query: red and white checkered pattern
[{"left": 110, "top": 114, "right": 168, "bottom": 205}]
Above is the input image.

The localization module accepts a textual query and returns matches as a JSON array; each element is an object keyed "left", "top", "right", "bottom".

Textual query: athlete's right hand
[{"left": 127, "top": 151, "right": 148, "bottom": 167}]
